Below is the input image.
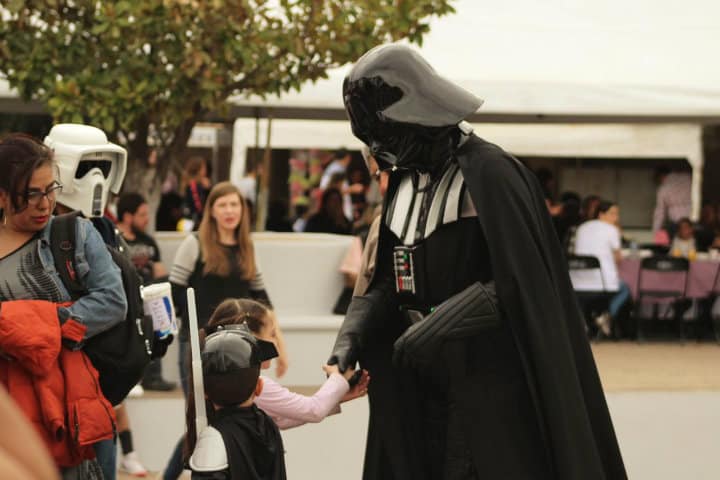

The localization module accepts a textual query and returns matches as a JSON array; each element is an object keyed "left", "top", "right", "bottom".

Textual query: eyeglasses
[{"left": 23, "top": 182, "right": 63, "bottom": 206}]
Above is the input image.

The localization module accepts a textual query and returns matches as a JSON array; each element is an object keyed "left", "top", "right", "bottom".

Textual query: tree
[{"left": 0, "top": 0, "right": 455, "bottom": 183}]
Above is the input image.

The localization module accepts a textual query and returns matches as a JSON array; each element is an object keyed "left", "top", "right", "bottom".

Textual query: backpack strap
[{"left": 50, "top": 211, "right": 87, "bottom": 300}]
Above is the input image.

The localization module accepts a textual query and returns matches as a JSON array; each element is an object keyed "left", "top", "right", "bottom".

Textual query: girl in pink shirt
[{"left": 195, "top": 298, "right": 369, "bottom": 432}]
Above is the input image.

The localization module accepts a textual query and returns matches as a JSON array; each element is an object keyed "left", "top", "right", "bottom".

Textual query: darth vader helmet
[{"left": 343, "top": 44, "right": 482, "bottom": 172}]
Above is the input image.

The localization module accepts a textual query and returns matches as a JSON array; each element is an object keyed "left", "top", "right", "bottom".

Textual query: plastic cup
[{"left": 142, "top": 282, "right": 177, "bottom": 339}]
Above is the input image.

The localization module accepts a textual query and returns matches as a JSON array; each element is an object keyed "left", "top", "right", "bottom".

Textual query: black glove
[
  {"left": 393, "top": 282, "right": 499, "bottom": 370},
  {"left": 151, "top": 333, "right": 174, "bottom": 360},
  {"left": 328, "top": 283, "right": 394, "bottom": 372}
]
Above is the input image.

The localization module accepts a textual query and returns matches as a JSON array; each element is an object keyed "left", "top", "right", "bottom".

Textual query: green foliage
[{"left": 0, "top": 0, "right": 454, "bottom": 178}]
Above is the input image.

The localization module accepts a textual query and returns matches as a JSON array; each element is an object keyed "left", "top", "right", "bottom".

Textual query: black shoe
[{"left": 141, "top": 378, "right": 177, "bottom": 392}]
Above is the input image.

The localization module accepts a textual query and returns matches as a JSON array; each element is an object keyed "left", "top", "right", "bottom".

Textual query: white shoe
[
  {"left": 595, "top": 312, "right": 612, "bottom": 336},
  {"left": 127, "top": 384, "right": 144, "bottom": 398},
  {"left": 120, "top": 451, "right": 148, "bottom": 477}
]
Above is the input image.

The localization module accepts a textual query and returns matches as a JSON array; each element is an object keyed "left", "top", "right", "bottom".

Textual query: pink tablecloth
[{"left": 619, "top": 257, "right": 720, "bottom": 299}]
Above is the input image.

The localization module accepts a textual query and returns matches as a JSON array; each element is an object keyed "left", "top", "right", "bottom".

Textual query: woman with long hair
[{"left": 163, "top": 182, "right": 285, "bottom": 480}]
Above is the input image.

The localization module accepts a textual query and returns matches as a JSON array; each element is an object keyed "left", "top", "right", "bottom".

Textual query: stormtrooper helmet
[{"left": 44, "top": 124, "right": 127, "bottom": 217}]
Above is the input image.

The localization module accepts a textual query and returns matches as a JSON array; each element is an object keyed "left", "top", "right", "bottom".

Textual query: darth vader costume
[{"left": 328, "top": 44, "right": 627, "bottom": 480}]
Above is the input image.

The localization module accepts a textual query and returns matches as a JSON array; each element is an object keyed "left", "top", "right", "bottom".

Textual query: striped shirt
[{"left": 169, "top": 234, "right": 267, "bottom": 291}]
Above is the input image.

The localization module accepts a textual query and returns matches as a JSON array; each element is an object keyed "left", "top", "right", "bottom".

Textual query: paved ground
[
  {"left": 592, "top": 341, "right": 720, "bottom": 391},
  {"left": 117, "top": 342, "right": 720, "bottom": 479}
]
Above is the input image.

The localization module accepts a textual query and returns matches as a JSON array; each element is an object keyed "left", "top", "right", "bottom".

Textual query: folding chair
[
  {"left": 567, "top": 255, "right": 613, "bottom": 338},
  {"left": 638, "top": 243, "right": 671, "bottom": 257},
  {"left": 636, "top": 256, "right": 690, "bottom": 341}
]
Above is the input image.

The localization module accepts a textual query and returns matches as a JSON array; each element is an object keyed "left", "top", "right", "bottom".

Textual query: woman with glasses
[{"left": 0, "top": 133, "right": 126, "bottom": 479}]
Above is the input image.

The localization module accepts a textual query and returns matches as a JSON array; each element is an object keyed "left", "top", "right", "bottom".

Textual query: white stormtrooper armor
[{"left": 44, "top": 124, "right": 127, "bottom": 217}]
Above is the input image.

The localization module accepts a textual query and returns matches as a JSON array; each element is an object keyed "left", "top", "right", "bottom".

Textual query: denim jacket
[{"left": 37, "top": 215, "right": 127, "bottom": 344}]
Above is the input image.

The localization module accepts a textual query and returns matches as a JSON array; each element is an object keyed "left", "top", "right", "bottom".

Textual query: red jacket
[{"left": 0, "top": 300, "right": 116, "bottom": 467}]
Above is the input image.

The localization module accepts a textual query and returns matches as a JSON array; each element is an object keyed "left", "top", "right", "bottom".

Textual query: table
[{"left": 619, "top": 256, "right": 720, "bottom": 300}]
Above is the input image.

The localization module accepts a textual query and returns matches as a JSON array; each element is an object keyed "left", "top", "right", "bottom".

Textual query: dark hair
[
  {"left": 207, "top": 298, "right": 269, "bottom": 334},
  {"left": 0, "top": 133, "right": 54, "bottom": 214},
  {"left": 116, "top": 192, "right": 146, "bottom": 221},
  {"left": 595, "top": 200, "right": 617, "bottom": 219},
  {"left": 655, "top": 165, "right": 671, "bottom": 177},
  {"left": 321, "top": 188, "right": 343, "bottom": 211},
  {"left": 184, "top": 156, "right": 207, "bottom": 178},
  {"left": 204, "top": 367, "right": 260, "bottom": 408},
  {"left": 581, "top": 195, "right": 601, "bottom": 220},
  {"left": 334, "top": 148, "right": 349, "bottom": 160},
  {"left": 676, "top": 217, "right": 693, "bottom": 228}
]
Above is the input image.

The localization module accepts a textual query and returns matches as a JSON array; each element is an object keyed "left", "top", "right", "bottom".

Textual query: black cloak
[
  {"left": 456, "top": 134, "right": 626, "bottom": 479},
  {"left": 192, "top": 405, "right": 286, "bottom": 480},
  {"left": 352, "top": 134, "right": 626, "bottom": 480}
]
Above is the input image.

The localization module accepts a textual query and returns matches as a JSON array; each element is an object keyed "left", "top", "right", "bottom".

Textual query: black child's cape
[
  {"left": 212, "top": 404, "right": 287, "bottom": 480},
  {"left": 455, "top": 134, "right": 627, "bottom": 479}
]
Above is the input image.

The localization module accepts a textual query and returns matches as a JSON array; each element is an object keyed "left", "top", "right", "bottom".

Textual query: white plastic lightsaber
[{"left": 187, "top": 287, "right": 207, "bottom": 440}]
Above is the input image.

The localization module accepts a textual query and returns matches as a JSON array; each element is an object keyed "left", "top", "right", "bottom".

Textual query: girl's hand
[{"left": 341, "top": 369, "right": 370, "bottom": 402}]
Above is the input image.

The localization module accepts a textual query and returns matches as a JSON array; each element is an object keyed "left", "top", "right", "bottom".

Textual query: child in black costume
[{"left": 189, "top": 325, "right": 286, "bottom": 480}]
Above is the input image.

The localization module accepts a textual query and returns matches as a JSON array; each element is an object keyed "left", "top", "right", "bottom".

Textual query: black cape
[
  {"left": 456, "top": 134, "right": 626, "bottom": 479},
  {"left": 198, "top": 405, "right": 286, "bottom": 480},
  {"left": 361, "top": 134, "right": 626, "bottom": 480}
]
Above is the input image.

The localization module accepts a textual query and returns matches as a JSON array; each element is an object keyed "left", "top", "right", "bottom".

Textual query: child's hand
[{"left": 341, "top": 369, "right": 369, "bottom": 402}]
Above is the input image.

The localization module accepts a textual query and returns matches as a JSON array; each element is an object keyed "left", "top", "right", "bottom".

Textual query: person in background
[
  {"left": 182, "top": 156, "right": 212, "bottom": 229},
  {"left": 345, "top": 146, "right": 390, "bottom": 297},
  {"left": 116, "top": 192, "right": 177, "bottom": 394},
  {"left": 670, "top": 217, "right": 697, "bottom": 258},
  {"left": 117, "top": 193, "right": 168, "bottom": 283},
  {"left": 566, "top": 194, "right": 601, "bottom": 255},
  {"left": 291, "top": 199, "right": 311, "bottom": 233},
  {"left": 581, "top": 195, "right": 602, "bottom": 222},
  {"left": 156, "top": 181, "right": 185, "bottom": 232},
  {"left": 652, "top": 165, "right": 692, "bottom": 236},
  {"left": 572, "top": 201, "right": 631, "bottom": 336},
  {"left": 114, "top": 404, "right": 147, "bottom": 477},
  {"left": 348, "top": 167, "right": 368, "bottom": 221},
  {"left": 304, "top": 188, "right": 352, "bottom": 235},
  {"left": 320, "top": 148, "right": 352, "bottom": 189},
  {"left": 320, "top": 148, "right": 364, "bottom": 219},
  {"left": 554, "top": 191, "right": 581, "bottom": 249},
  {"left": 265, "top": 200, "right": 294, "bottom": 232},
  {"left": 695, "top": 203, "right": 719, "bottom": 251},
  {"left": 536, "top": 167, "right": 562, "bottom": 217}
]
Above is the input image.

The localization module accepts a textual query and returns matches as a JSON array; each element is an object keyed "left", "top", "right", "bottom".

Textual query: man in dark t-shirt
[{"left": 116, "top": 193, "right": 176, "bottom": 392}]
